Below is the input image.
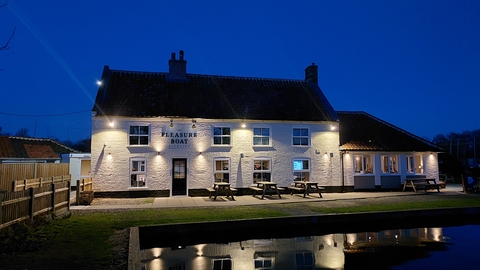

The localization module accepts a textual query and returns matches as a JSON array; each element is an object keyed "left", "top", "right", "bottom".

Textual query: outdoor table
[
  {"left": 290, "top": 181, "right": 324, "bottom": 198},
  {"left": 403, "top": 178, "right": 440, "bottom": 192},
  {"left": 255, "top": 181, "right": 282, "bottom": 199},
  {"left": 212, "top": 182, "right": 235, "bottom": 201}
]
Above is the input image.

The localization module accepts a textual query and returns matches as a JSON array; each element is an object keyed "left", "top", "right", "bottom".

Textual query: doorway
[{"left": 172, "top": 158, "right": 187, "bottom": 196}]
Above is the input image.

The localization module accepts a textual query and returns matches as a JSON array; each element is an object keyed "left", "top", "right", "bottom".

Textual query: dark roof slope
[
  {"left": 0, "top": 137, "right": 80, "bottom": 160},
  {"left": 338, "top": 111, "right": 443, "bottom": 152},
  {"left": 93, "top": 67, "right": 338, "bottom": 122}
]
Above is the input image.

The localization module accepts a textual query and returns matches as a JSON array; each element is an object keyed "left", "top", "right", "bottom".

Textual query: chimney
[
  {"left": 168, "top": 50, "right": 187, "bottom": 81},
  {"left": 305, "top": 63, "right": 318, "bottom": 84}
]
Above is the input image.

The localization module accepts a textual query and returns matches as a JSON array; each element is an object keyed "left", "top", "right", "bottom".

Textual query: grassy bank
[{"left": 1, "top": 196, "right": 480, "bottom": 270}]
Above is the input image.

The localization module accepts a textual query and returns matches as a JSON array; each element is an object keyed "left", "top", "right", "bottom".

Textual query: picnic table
[
  {"left": 403, "top": 178, "right": 441, "bottom": 192},
  {"left": 288, "top": 181, "right": 324, "bottom": 198},
  {"left": 250, "top": 181, "right": 282, "bottom": 199},
  {"left": 206, "top": 182, "right": 236, "bottom": 201}
]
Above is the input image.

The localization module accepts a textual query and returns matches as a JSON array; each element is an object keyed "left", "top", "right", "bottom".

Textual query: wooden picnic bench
[
  {"left": 288, "top": 181, "right": 324, "bottom": 198},
  {"left": 207, "top": 182, "right": 236, "bottom": 200},
  {"left": 403, "top": 178, "right": 441, "bottom": 193}
]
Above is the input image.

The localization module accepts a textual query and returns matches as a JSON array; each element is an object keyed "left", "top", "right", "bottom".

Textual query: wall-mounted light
[
  {"left": 241, "top": 122, "right": 246, "bottom": 128},
  {"left": 330, "top": 125, "right": 336, "bottom": 131},
  {"left": 198, "top": 152, "right": 202, "bottom": 155},
  {"left": 96, "top": 80, "right": 102, "bottom": 86},
  {"left": 192, "top": 119, "right": 196, "bottom": 129},
  {"left": 157, "top": 152, "right": 161, "bottom": 155},
  {"left": 330, "top": 153, "right": 334, "bottom": 158},
  {"left": 240, "top": 153, "right": 244, "bottom": 158},
  {"left": 109, "top": 121, "right": 114, "bottom": 128},
  {"left": 170, "top": 120, "right": 174, "bottom": 128}
]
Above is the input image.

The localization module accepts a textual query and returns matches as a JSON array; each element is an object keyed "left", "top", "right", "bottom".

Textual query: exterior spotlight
[
  {"left": 109, "top": 121, "right": 114, "bottom": 128},
  {"left": 170, "top": 120, "right": 174, "bottom": 128},
  {"left": 241, "top": 122, "right": 246, "bottom": 128},
  {"left": 330, "top": 125, "right": 336, "bottom": 130},
  {"left": 192, "top": 119, "right": 196, "bottom": 129},
  {"left": 96, "top": 80, "right": 102, "bottom": 86}
]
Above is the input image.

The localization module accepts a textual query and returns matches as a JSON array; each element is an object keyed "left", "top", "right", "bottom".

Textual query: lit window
[
  {"left": 406, "top": 155, "right": 423, "bottom": 174},
  {"left": 253, "top": 159, "right": 271, "bottom": 184},
  {"left": 354, "top": 155, "right": 373, "bottom": 174},
  {"left": 293, "top": 128, "right": 309, "bottom": 146},
  {"left": 381, "top": 155, "right": 398, "bottom": 174},
  {"left": 214, "top": 159, "right": 230, "bottom": 183},
  {"left": 253, "top": 127, "right": 271, "bottom": 146},
  {"left": 213, "top": 127, "right": 231, "bottom": 145},
  {"left": 129, "top": 125, "right": 150, "bottom": 145},
  {"left": 293, "top": 159, "right": 310, "bottom": 182},
  {"left": 130, "top": 158, "right": 146, "bottom": 187}
]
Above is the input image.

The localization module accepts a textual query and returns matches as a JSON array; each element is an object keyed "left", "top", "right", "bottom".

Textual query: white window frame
[
  {"left": 253, "top": 126, "right": 271, "bottom": 147},
  {"left": 253, "top": 158, "right": 272, "bottom": 184},
  {"left": 212, "top": 126, "right": 232, "bottom": 146},
  {"left": 128, "top": 124, "right": 150, "bottom": 146},
  {"left": 254, "top": 255, "right": 274, "bottom": 270},
  {"left": 354, "top": 154, "right": 374, "bottom": 174},
  {"left": 292, "top": 127, "right": 310, "bottom": 146},
  {"left": 293, "top": 159, "right": 310, "bottom": 182},
  {"left": 212, "top": 258, "right": 232, "bottom": 270},
  {"left": 214, "top": 158, "right": 230, "bottom": 183},
  {"left": 406, "top": 155, "right": 424, "bottom": 174},
  {"left": 130, "top": 158, "right": 147, "bottom": 188},
  {"left": 295, "top": 251, "right": 314, "bottom": 269},
  {"left": 381, "top": 155, "right": 398, "bottom": 174}
]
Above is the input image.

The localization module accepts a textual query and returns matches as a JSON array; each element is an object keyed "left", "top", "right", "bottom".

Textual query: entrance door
[{"left": 172, "top": 158, "right": 187, "bottom": 196}]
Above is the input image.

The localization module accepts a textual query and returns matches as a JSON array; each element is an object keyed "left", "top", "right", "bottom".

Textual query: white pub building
[{"left": 91, "top": 51, "right": 442, "bottom": 197}]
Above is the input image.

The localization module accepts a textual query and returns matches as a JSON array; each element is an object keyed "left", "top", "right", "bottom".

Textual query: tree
[{"left": 14, "top": 128, "right": 30, "bottom": 137}]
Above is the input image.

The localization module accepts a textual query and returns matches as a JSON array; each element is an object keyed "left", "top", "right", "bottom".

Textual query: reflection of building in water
[{"left": 140, "top": 228, "right": 444, "bottom": 269}]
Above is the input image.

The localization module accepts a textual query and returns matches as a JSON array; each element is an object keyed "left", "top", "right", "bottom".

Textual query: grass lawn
[{"left": 1, "top": 196, "right": 479, "bottom": 270}]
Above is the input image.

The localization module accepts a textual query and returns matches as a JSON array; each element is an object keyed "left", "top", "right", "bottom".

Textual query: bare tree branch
[{"left": 1, "top": 26, "right": 16, "bottom": 51}]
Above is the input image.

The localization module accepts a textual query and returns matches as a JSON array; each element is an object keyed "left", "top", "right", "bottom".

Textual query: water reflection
[{"left": 140, "top": 227, "right": 449, "bottom": 269}]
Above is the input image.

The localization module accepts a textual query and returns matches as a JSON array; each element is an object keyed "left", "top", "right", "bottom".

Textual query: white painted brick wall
[{"left": 91, "top": 117, "right": 342, "bottom": 192}]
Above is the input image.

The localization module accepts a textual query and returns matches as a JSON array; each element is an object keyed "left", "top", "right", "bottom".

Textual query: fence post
[
  {"left": 12, "top": 180, "right": 16, "bottom": 192},
  {"left": 0, "top": 190, "right": 6, "bottom": 225},
  {"left": 29, "top": 187, "right": 35, "bottom": 222},
  {"left": 51, "top": 183, "right": 56, "bottom": 214},
  {"left": 76, "top": 180, "right": 80, "bottom": 205},
  {"left": 67, "top": 181, "right": 71, "bottom": 211}
]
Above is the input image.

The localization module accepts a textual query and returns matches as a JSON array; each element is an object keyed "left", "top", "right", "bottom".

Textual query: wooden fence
[
  {"left": 0, "top": 163, "right": 69, "bottom": 191},
  {"left": 76, "top": 178, "right": 93, "bottom": 205},
  {"left": 0, "top": 181, "right": 71, "bottom": 230},
  {"left": 12, "top": 175, "right": 72, "bottom": 192}
]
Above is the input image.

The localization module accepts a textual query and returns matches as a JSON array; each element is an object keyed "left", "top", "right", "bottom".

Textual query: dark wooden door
[{"left": 172, "top": 158, "right": 187, "bottom": 196}]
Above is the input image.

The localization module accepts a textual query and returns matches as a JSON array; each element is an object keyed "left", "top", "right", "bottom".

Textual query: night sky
[{"left": 1, "top": 0, "right": 479, "bottom": 142}]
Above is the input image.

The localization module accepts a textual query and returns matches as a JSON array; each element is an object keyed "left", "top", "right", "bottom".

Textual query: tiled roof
[
  {"left": 338, "top": 111, "right": 444, "bottom": 152},
  {"left": 0, "top": 137, "right": 80, "bottom": 160},
  {"left": 93, "top": 67, "right": 338, "bottom": 122}
]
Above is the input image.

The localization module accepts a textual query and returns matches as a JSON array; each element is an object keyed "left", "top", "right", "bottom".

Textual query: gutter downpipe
[{"left": 340, "top": 150, "right": 345, "bottom": 193}]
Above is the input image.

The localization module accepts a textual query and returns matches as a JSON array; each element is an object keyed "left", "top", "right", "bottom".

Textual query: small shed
[{"left": 67, "top": 153, "right": 91, "bottom": 188}]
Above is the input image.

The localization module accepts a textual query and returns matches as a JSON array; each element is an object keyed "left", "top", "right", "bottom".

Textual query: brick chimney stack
[
  {"left": 305, "top": 63, "right": 318, "bottom": 84},
  {"left": 168, "top": 50, "right": 187, "bottom": 81}
]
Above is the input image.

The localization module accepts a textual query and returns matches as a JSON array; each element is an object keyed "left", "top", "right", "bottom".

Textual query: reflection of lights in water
[{"left": 430, "top": 228, "right": 443, "bottom": 241}]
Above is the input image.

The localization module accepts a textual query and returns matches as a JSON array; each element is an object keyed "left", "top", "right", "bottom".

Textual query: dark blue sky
[{"left": 1, "top": 0, "right": 479, "bottom": 142}]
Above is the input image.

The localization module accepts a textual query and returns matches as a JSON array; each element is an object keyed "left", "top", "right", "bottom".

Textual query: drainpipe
[{"left": 340, "top": 151, "right": 345, "bottom": 193}]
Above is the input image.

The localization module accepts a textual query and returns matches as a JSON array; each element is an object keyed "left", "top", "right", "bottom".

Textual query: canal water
[{"left": 139, "top": 223, "right": 480, "bottom": 269}]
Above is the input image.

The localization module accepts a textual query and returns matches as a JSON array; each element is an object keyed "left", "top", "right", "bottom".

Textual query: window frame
[
  {"left": 214, "top": 158, "right": 230, "bottom": 183},
  {"left": 293, "top": 158, "right": 310, "bottom": 182},
  {"left": 212, "top": 258, "right": 232, "bottom": 270},
  {"left": 128, "top": 124, "right": 151, "bottom": 146},
  {"left": 406, "top": 155, "right": 423, "bottom": 174},
  {"left": 253, "top": 126, "right": 272, "bottom": 147},
  {"left": 381, "top": 154, "right": 398, "bottom": 174},
  {"left": 292, "top": 127, "right": 310, "bottom": 146},
  {"left": 130, "top": 158, "right": 147, "bottom": 188},
  {"left": 253, "top": 158, "right": 272, "bottom": 184},
  {"left": 212, "top": 126, "right": 232, "bottom": 146},
  {"left": 354, "top": 154, "right": 374, "bottom": 175}
]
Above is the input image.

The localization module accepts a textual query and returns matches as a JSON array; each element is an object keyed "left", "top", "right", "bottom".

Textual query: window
[
  {"left": 253, "top": 159, "right": 271, "bottom": 183},
  {"left": 129, "top": 125, "right": 150, "bottom": 145},
  {"left": 381, "top": 155, "right": 398, "bottom": 174},
  {"left": 354, "top": 155, "right": 373, "bottom": 174},
  {"left": 406, "top": 155, "right": 423, "bottom": 174},
  {"left": 130, "top": 158, "right": 146, "bottom": 187},
  {"left": 295, "top": 252, "right": 314, "bottom": 270},
  {"left": 293, "top": 128, "right": 309, "bottom": 146},
  {"left": 253, "top": 127, "right": 271, "bottom": 146},
  {"left": 213, "top": 127, "right": 231, "bottom": 145},
  {"left": 213, "top": 258, "right": 232, "bottom": 270},
  {"left": 293, "top": 159, "right": 310, "bottom": 181},
  {"left": 214, "top": 159, "right": 230, "bottom": 183},
  {"left": 254, "top": 258, "right": 273, "bottom": 270}
]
